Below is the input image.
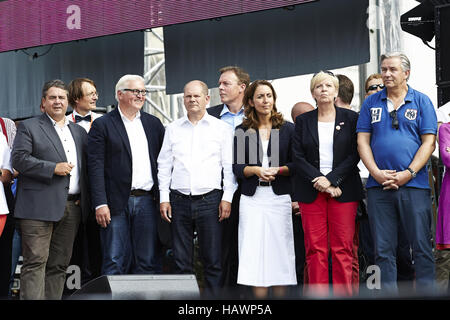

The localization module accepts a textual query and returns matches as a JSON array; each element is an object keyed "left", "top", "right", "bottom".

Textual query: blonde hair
[{"left": 310, "top": 71, "right": 339, "bottom": 93}]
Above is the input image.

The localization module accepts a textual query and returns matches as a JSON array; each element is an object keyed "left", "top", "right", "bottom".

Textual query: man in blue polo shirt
[{"left": 357, "top": 52, "right": 437, "bottom": 293}]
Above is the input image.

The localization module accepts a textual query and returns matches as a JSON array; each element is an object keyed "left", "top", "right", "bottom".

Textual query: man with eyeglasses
[
  {"left": 87, "top": 74, "right": 165, "bottom": 275},
  {"left": 357, "top": 52, "right": 437, "bottom": 294},
  {"left": 67, "top": 78, "right": 102, "bottom": 133},
  {"left": 65, "top": 78, "right": 103, "bottom": 289}
]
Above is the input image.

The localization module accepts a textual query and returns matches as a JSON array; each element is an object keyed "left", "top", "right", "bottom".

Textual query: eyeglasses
[
  {"left": 389, "top": 110, "right": 399, "bottom": 130},
  {"left": 85, "top": 91, "right": 99, "bottom": 98},
  {"left": 313, "top": 70, "right": 335, "bottom": 77},
  {"left": 367, "top": 84, "right": 385, "bottom": 92},
  {"left": 122, "top": 89, "right": 149, "bottom": 96}
]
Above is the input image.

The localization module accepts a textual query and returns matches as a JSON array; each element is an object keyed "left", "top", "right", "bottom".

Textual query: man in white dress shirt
[
  {"left": 66, "top": 78, "right": 103, "bottom": 287},
  {"left": 158, "top": 80, "right": 237, "bottom": 297}
]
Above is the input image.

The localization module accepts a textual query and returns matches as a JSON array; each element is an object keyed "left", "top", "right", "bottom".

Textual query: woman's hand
[
  {"left": 312, "top": 176, "right": 331, "bottom": 192},
  {"left": 326, "top": 186, "right": 342, "bottom": 198},
  {"left": 256, "top": 167, "right": 276, "bottom": 181}
]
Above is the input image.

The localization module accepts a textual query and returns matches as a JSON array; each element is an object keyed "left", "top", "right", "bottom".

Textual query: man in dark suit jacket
[
  {"left": 12, "top": 80, "right": 89, "bottom": 300},
  {"left": 88, "top": 74, "right": 165, "bottom": 275},
  {"left": 206, "top": 66, "right": 249, "bottom": 293}
]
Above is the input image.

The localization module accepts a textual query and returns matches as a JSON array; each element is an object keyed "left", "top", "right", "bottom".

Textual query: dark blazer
[
  {"left": 87, "top": 108, "right": 165, "bottom": 216},
  {"left": 206, "top": 104, "right": 224, "bottom": 119},
  {"left": 12, "top": 113, "right": 90, "bottom": 222},
  {"left": 233, "top": 121, "right": 295, "bottom": 197},
  {"left": 292, "top": 106, "right": 363, "bottom": 203}
]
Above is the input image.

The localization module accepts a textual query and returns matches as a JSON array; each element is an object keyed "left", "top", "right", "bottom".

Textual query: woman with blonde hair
[{"left": 292, "top": 71, "right": 363, "bottom": 296}]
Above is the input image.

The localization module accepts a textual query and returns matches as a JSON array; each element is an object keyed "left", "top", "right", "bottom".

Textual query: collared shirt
[
  {"left": 356, "top": 86, "right": 437, "bottom": 189},
  {"left": 117, "top": 106, "right": 154, "bottom": 191},
  {"left": 47, "top": 114, "right": 80, "bottom": 195},
  {"left": 67, "top": 110, "right": 102, "bottom": 133},
  {"left": 157, "top": 112, "right": 237, "bottom": 203},
  {"left": 219, "top": 104, "right": 244, "bottom": 131}
]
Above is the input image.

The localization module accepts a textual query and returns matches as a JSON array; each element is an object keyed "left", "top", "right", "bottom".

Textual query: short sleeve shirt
[{"left": 356, "top": 86, "right": 437, "bottom": 189}]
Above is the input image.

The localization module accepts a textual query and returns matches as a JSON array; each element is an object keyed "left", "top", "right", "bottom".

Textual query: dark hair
[
  {"left": 219, "top": 66, "right": 250, "bottom": 87},
  {"left": 42, "top": 79, "right": 68, "bottom": 99},
  {"left": 336, "top": 74, "right": 354, "bottom": 105},
  {"left": 68, "top": 78, "right": 97, "bottom": 107},
  {"left": 242, "top": 80, "right": 285, "bottom": 130}
]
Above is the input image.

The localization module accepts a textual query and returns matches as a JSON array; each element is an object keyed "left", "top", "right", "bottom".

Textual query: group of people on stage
[{"left": 0, "top": 50, "right": 449, "bottom": 300}]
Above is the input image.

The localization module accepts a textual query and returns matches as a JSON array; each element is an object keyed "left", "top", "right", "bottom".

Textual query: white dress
[{"left": 237, "top": 140, "right": 297, "bottom": 287}]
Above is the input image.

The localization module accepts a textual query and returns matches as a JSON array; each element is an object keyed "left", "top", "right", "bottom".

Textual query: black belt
[
  {"left": 67, "top": 193, "right": 80, "bottom": 201},
  {"left": 130, "top": 189, "right": 153, "bottom": 197},
  {"left": 258, "top": 180, "right": 271, "bottom": 187},
  {"left": 171, "top": 189, "right": 219, "bottom": 200}
]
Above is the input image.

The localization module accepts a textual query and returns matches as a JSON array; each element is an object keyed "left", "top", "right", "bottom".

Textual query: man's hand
[
  {"left": 160, "top": 202, "right": 172, "bottom": 223},
  {"left": 54, "top": 162, "right": 74, "bottom": 176},
  {"left": 96, "top": 206, "right": 111, "bottom": 228},
  {"left": 312, "top": 176, "right": 331, "bottom": 192},
  {"left": 386, "top": 170, "right": 412, "bottom": 190},
  {"left": 372, "top": 169, "right": 397, "bottom": 189},
  {"left": 219, "top": 200, "right": 231, "bottom": 222}
]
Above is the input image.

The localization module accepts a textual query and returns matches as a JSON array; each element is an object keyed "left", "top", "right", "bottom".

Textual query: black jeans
[{"left": 170, "top": 189, "right": 223, "bottom": 296}]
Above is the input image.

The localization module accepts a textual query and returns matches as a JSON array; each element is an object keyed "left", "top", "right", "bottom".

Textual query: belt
[
  {"left": 130, "top": 189, "right": 153, "bottom": 197},
  {"left": 67, "top": 193, "right": 80, "bottom": 201},
  {"left": 258, "top": 180, "right": 271, "bottom": 187},
  {"left": 171, "top": 189, "right": 218, "bottom": 200}
]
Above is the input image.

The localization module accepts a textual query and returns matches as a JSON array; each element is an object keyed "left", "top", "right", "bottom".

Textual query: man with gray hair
[
  {"left": 357, "top": 52, "right": 437, "bottom": 293},
  {"left": 12, "top": 79, "right": 89, "bottom": 299},
  {"left": 88, "top": 74, "right": 165, "bottom": 275}
]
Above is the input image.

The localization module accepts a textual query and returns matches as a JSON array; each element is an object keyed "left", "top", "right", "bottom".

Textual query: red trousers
[
  {"left": 0, "top": 215, "right": 6, "bottom": 238},
  {"left": 300, "top": 192, "right": 358, "bottom": 296}
]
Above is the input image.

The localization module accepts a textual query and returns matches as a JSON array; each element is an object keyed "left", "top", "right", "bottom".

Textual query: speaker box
[
  {"left": 438, "top": 85, "right": 450, "bottom": 107},
  {"left": 70, "top": 274, "right": 200, "bottom": 300},
  {"left": 436, "top": 4, "right": 450, "bottom": 84},
  {"left": 400, "top": 0, "right": 435, "bottom": 42}
]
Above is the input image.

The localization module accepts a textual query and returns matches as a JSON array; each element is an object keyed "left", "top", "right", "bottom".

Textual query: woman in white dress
[
  {"left": 233, "top": 80, "right": 296, "bottom": 298},
  {"left": 0, "top": 134, "right": 12, "bottom": 237}
]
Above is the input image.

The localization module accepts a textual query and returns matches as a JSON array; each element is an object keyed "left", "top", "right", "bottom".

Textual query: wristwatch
[{"left": 406, "top": 167, "right": 417, "bottom": 178}]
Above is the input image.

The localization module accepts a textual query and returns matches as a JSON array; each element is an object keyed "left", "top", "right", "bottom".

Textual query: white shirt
[
  {"left": 118, "top": 106, "right": 154, "bottom": 191},
  {"left": 157, "top": 113, "right": 237, "bottom": 203},
  {"left": 0, "top": 134, "right": 11, "bottom": 214},
  {"left": 66, "top": 110, "right": 102, "bottom": 133},
  {"left": 318, "top": 121, "right": 335, "bottom": 176},
  {"left": 261, "top": 139, "right": 269, "bottom": 168},
  {"left": 437, "top": 101, "right": 450, "bottom": 124},
  {"left": 47, "top": 114, "right": 80, "bottom": 195}
]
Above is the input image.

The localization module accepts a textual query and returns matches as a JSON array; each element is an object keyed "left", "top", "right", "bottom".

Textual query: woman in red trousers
[{"left": 292, "top": 71, "right": 363, "bottom": 296}]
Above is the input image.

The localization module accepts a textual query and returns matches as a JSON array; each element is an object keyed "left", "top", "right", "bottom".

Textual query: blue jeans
[
  {"left": 170, "top": 189, "right": 222, "bottom": 295},
  {"left": 367, "top": 187, "right": 435, "bottom": 293},
  {"left": 100, "top": 195, "right": 161, "bottom": 275}
]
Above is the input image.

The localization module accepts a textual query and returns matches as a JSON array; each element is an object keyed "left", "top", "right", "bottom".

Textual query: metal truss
[{"left": 143, "top": 28, "right": 184, "bottom": 125}]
